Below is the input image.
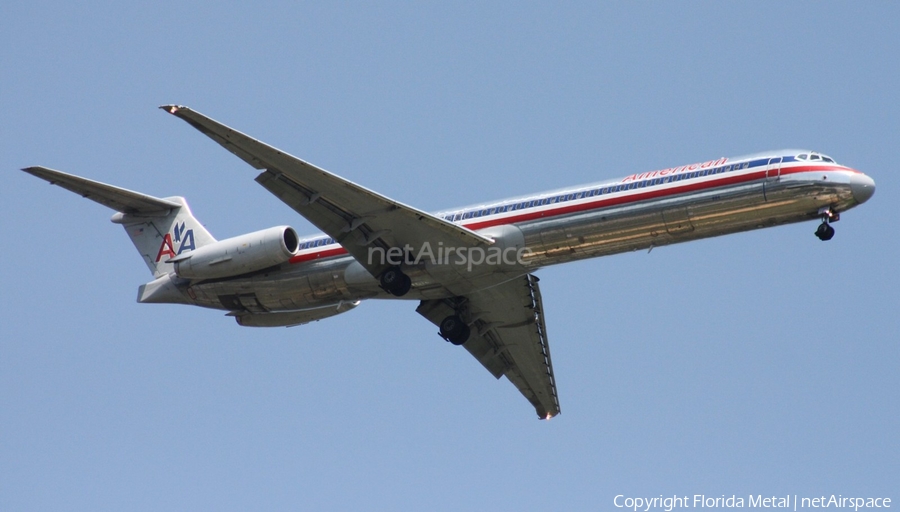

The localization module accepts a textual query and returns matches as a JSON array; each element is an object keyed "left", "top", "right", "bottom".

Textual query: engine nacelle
[{"left": 171, "top": 226, "right": 299, "bottom": 280}]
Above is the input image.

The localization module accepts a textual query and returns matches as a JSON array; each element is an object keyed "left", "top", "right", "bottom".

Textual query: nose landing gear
[
  {"left": 815, "top": 207, "right": 839, "bottom": 241},
  {"left": 815, "top": 221, "right": 835, "bottom": 241}
]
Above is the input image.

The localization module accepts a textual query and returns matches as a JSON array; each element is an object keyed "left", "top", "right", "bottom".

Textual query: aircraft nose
[{"left": 850, "top": 173, "right": 876, "bottom": 204}]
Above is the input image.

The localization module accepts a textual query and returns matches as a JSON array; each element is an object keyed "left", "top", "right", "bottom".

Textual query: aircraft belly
[
  {"left": 519, "top": 180, "right": 852, "bottom": 267},
  {"left": 186, "top": 259, "right": 358, "bottom": 312}
]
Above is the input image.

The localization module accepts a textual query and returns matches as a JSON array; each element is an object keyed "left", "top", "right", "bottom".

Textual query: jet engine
[{"left": 171, "top": 226, "right": 299, "bottom": 280}]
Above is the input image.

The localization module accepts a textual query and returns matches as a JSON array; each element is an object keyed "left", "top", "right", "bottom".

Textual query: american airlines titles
[{"left": 621, "top": 157, "right": 728, "bottom": 183}]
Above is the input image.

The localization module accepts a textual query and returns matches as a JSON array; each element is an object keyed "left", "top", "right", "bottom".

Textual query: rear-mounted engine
[{"left": 170, "top": 226, "right": 299, "bottom": 280}]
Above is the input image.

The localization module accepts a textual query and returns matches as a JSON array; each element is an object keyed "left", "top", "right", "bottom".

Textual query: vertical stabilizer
[
  {"left": 111, "top": 198, "right": 216, "bottom": 277},
  {"left": 20, "top": 166, "right": 216, "bottom": 278}
]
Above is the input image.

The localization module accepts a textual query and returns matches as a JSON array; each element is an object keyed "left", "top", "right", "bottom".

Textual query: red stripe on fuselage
[
  {"left": 288, "top": 165, "right": 854, "bottom": 264},
  {"left": 289, "top": 247, "right": 348, "bottom": 264}
]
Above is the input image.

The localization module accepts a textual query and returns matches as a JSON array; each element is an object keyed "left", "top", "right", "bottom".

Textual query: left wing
[
  {"left": 417, "top": 274, "right": 561, "bottom": 419},
  {"left": 160, "top": 105, "right": 493, "bottom": 280}
]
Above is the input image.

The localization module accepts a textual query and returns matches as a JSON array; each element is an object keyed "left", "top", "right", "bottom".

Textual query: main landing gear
[
  {"left": 815, "top": 207, "right": 839, "bottom": 241},
  {"left": 379, "top": 266, "right": 412, "bottom": 297},
  {"left": 439, "top": 315, "right": 471, "bottom": 346}
]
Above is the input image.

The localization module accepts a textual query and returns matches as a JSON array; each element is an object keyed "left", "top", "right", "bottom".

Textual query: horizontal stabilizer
[{"left": 21, "top": 166, "right": 180, "bottom": 214}]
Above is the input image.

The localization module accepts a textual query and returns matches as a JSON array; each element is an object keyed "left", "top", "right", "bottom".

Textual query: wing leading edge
[{"left": 417, "top": 274, "right": 560, "bottom": 419}]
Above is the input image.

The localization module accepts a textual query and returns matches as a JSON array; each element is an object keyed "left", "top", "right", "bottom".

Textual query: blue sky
[{"left": 2, "top": 2, "right": 897, "bottom": 510}]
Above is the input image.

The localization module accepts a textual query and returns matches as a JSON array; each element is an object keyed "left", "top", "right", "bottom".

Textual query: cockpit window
[{"left": 800, "top": 152, "right": 837, "bottom": 164}]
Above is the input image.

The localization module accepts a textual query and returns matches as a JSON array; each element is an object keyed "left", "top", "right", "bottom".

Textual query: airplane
[{"left": 20, "top": 105, "right": 876, "bottom": 419}]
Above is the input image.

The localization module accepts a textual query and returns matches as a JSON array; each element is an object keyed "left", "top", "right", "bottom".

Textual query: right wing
[
  {"left": 417, "top": 274, "right": 560, "bottom": 419},
  {"left": 161, "top": 105, "right": 493, "bottom": 279}
]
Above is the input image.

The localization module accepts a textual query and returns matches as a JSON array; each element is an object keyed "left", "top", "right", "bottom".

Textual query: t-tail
[{"left": 20, "top": 166, "right": 215, "bottom": 290}]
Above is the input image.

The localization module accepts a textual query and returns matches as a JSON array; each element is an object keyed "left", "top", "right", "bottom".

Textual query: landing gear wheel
[
  {"left": 815, "top": 222, "right": 835, "bottom": 241},
  {"left": 380, "top": 266, "right": 412, "bottom": 297},
  {"left": 440, "top": 315, "right": 470, "bottom": 346}
]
